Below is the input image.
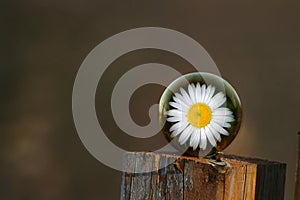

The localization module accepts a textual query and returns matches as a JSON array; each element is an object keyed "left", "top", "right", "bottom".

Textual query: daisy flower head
[{"left": 167, "top": 83, "right": 235, "bottom": 151}]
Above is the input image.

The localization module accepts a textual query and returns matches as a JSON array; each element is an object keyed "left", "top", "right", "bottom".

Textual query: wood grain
[{"left": 121, "top": 152, "right": 286, "bottom": 200}]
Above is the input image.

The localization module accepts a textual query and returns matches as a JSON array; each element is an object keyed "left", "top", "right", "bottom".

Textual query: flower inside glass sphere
[
  {"left": 159, "top": 72, "right": 242, "bottom": 157},
  {"left": 167, "top": 83, "right": 235, "bottom": 151}
]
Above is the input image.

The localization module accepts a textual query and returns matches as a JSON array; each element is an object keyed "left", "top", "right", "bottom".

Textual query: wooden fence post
[{"left": 121, "top": 152, "right": 286, "bottom": 200}]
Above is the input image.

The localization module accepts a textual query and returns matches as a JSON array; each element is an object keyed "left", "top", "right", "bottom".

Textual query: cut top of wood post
[{"left": 121, "top": 152, "right": 286, "bottom": 200}]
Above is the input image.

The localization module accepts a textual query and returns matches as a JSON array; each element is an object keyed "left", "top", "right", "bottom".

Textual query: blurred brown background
[{"left": 1, "top": 0, "right": 300, "bottom": 199}]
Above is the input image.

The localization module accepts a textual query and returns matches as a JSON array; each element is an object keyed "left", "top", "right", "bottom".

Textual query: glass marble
[{"left": 159, "top": 72, "right": 242, "bottom": 157}]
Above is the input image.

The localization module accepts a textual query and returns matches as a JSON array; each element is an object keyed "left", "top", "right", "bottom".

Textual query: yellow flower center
[{"left": 187, "top": 103, "right": 212, "bottom": 128}]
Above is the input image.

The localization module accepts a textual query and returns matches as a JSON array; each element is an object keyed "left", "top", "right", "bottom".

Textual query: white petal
[
  {"left": 207, "top": 124, "right": 221, "bottom": 142},
  {"left": 189, "top": 130, "right": 197, "bottom": 150},
  {"left": 178, "top": 125, "right": 193, "bottom": 144},
  {"left": 167, "top": 109, "right": 184, "bottom": 117},
  {"left": 166, "top": 116, "right": 182, "bottom": 122},
  {"left": 213, "top": 107, "right": 233, "bottom": 116},
  {"left": 170, "top": 121, "right": 189, "bottom": 137},
  {"left": 188, "top": 84, "right": 196, "bottom": 104},
  {"left": 169, "top": 102, "right": 189, "bottom": 112},
  {"left": 190, "top": 129, "right": 200, "bottom": 150},
  {"left": 200, "top": 128, "right": 207, "bottom": 150},
  {"left": 209, "top": 92, "right": 226, "bottom": 110},
  {"left": 180, "top": 88, "right": 192, "bottom": 106},
  {"left": 195, "top": 83, "right": 201, "bottom": 102},
  {"left": 227, "top": 115, "right": 235, "bottom": 120},
  {"left": 189, "top": 132, "right": 196, "bottom": 148},
  {"left": 212, "top": 118, "right": 231, "bottom": 128},
  {"left": 174, "top": 93, "right": 190, "bottom": 107},
  {"left": 211, "top": 121, "right": 230, "bottom": 136},
  {"left": 204, "top": 126, "right": 216, "bottom": 147},
  {"left": 171, "top": 129, "right": 183, "bottom": 137},
  {"left": 170, "top": 120, "right": 187, "bottom": 132},
  {"left": 204, "top": 85, "right": 215, "bottom": 104},
  {"left": 213, "top": 115, "right": 235, "bottom": 122},
  {"left": 203, "top": 85, "right": 211, "bottom": 103},
  {"left": 200, "top": 84, "right": 207, "bottom": 102},
  {"left": 191, "top": 83, "right": 196, "bottom": 90}
]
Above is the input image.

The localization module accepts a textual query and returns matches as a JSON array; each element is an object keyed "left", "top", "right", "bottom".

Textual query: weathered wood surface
[
  {"left": 121, "top": 152, "right": 286, "bottom": 200},
  {"left": 295, "top": 132, "right": 300, "bottom": 199}
]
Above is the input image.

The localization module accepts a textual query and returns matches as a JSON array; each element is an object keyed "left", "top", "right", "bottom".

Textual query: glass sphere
[{"left": 159, "top": 72, "right": 242, "bottom": 157}]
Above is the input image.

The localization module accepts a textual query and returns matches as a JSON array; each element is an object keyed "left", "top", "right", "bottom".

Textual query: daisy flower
[{"left": 167, "top": 83, "right": 235, "bottom": 151}]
